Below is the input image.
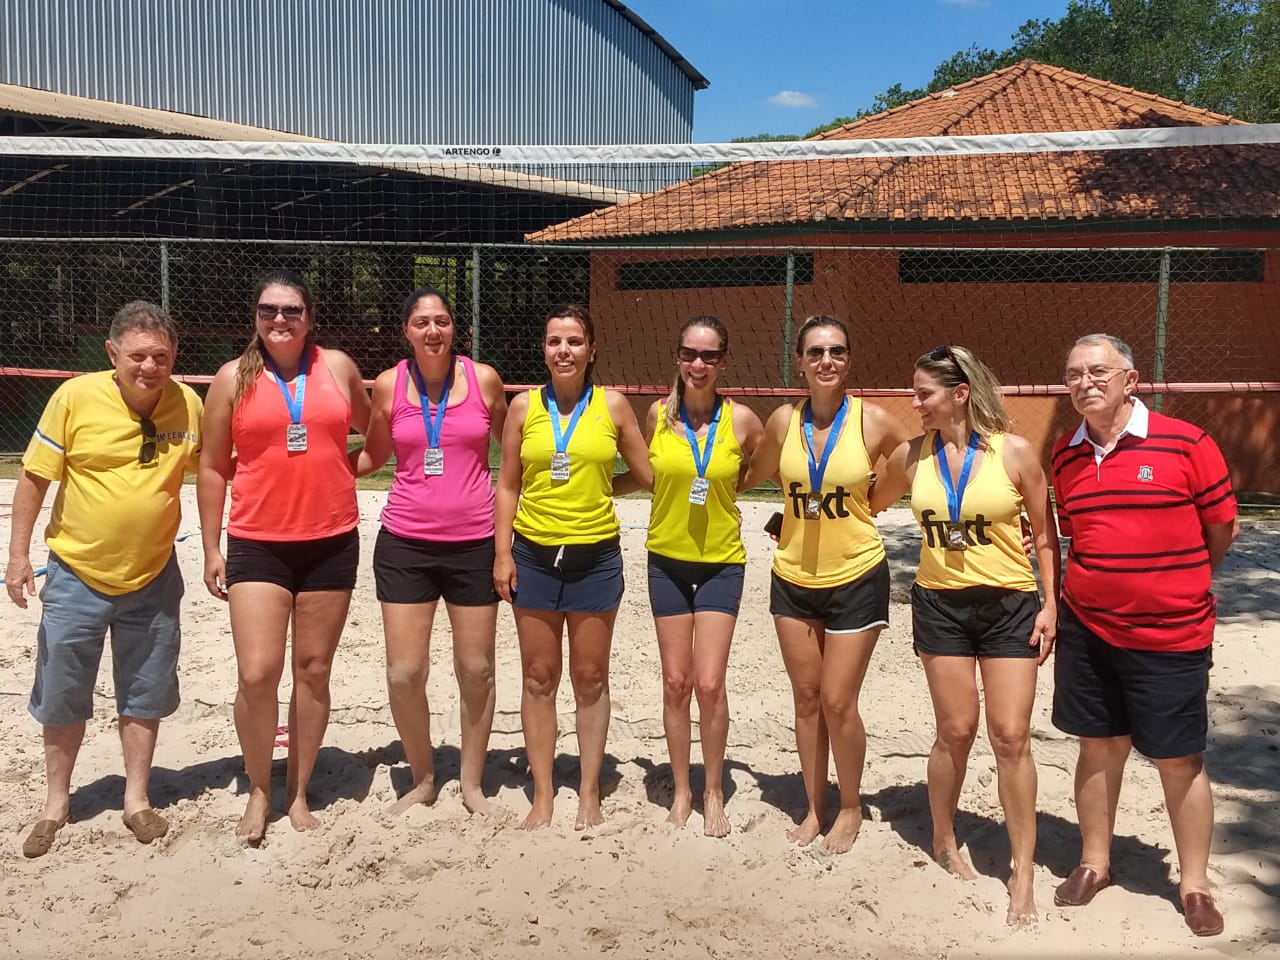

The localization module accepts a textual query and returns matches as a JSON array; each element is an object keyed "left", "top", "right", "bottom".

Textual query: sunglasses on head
[
  {"left": 929, "top": 344, "right": 969, "bottom": 384},
  {"left": 677, "top": 346, "right": 725, "bottom": 365},
  {"left": 803, "top": 344, "right": 849, "bottom": 361},
  {"left": 139, "top": 416, "right": 157, "bottom": 465},
  {"left": 256, "top": 303, "right": 306, "bottom": 321}
]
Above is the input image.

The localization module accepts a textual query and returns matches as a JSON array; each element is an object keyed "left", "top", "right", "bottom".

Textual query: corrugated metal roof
[{"left": 0, "top": 81, "right": 636, "bottom": 204}]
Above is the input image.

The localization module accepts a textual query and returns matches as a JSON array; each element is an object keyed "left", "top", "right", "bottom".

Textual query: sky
[{"left": 626, "top": 0, "right": 1074, "bottom": 141}]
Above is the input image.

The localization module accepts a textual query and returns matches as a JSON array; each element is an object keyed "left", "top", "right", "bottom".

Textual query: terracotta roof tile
[{"left": 531, "top": 61, "right": 1274, "bottom": 242}]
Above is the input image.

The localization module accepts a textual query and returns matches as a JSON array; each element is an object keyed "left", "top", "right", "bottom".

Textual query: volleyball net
[{"left": 0, "top": 129, "right": 1277, "bottom": 493}]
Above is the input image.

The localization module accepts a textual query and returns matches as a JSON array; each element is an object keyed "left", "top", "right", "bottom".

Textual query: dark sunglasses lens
[
  {"left": 257, "top": 304, "right": 305, "bottom": 320},
  {"left": 678, "top": 348, "right": 723, "bottom": 364},
  {"left": 930, "top": 345, "right": 949, "bottom": 361},
  {"left": 139, "top": 441, "right": 157, "bottom": 464},
  {"left": 140, "top": 417, "right": 157, "bottom": 440}
]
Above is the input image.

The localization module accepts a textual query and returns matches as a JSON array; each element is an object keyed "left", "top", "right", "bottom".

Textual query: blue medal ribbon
[
  {"left": 265, "top": 349, "right": 309, "bottom": 424},
  {"left": 410, "top": 359, "right": 453, "bottom": 449},
  {"left": 935, "top": 431, "right": 981, "bottom": 523},
  {"left": 802, "top": 396, "right": 849, "bottom": 493},
  {"left": 547, "top": 382, "right": 592, "bottom": 455},
  {"left": 680, "top": 398, "right": 721, "bottom": 478}
]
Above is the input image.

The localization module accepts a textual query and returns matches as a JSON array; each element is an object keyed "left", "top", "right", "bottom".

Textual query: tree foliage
[{"left": 744, "top": 0, "right": 1280, "bottom": 142}]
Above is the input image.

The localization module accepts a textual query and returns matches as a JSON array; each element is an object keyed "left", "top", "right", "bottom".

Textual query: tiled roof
[{"left": 530, "top": 61, "right": 1280, "bottom": 241}]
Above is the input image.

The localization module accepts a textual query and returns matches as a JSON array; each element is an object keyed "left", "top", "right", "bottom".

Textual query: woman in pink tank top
[
  {"left": 357, "top": 288, "right": 508, "bottom": 815},
  {"left": 197, "top": 270, "right": 371, "bottom": 844}
]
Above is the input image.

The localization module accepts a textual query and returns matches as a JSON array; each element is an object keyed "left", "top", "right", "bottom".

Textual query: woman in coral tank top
[
  {"left": 197, "top": 270, "right": 370, "bottom": 843},
  {"left": 356, "top": 287, "right": 507, "bottom": 816}
]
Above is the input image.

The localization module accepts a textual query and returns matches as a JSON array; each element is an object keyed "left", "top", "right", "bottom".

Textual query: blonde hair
[
  {"left": 915, "top": 344, "right": 1010, "bottom": 437},
  {"left": 234, "top": 271, "right": 315, "bottom": 407},
  {"left": 665, "top": 316, "right": 729, "bottom": 432}
]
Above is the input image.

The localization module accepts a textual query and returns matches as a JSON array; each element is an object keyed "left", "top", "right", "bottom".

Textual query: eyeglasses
[
  {"left": 256, "top": 303, "right": 306, "bottom": 321},
  {"left": 139, "top": 416, "right": 157, "bottom": 465},
  {"left": 1063, "top": 366, "right": 1130, "bottom": 387},
  {"left": 677, "top": 346, "right": 725, "bottom": 365},
  {"left": 929, "top": 344, "right": 969, "bottom": 384},
  {"left": 803, "top": 344, "right": 850, "bottom": 362}
]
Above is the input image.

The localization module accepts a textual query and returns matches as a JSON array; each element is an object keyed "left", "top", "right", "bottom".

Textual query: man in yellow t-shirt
[{"left": 5, "top": 301, "right": 202, "bottom": 859}]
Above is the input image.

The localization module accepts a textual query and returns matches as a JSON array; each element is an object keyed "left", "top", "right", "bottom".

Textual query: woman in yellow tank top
[
  {"left": 740, "top": 315, "right": 912, "bottom": 855},
  {"left": 872, "top": 344, "right": 1059, "bottom": 925},
  {"left": 616, "top": 316, "right": 763, "bottom": 837},
  {"left": 493, "top": 304, "right": 651, "bottom": 832}
]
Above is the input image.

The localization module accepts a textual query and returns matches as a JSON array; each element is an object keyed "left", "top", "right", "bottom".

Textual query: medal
[
  {"left": 800, "top": 397, "right": 849, "bottom": 521},
  {"left": 266, "top": 350, "right": 309, "bottom": 452},
  {"left": 550, "top": 451, "right": 571, "bottom": 481},
  {"left": 547, "top": 382, "right": 591, "bottom": 484},
  {"left": 936, "top": 431, "right": 981, "bottom": 553},
  {"left": 285, "top": 422, "right": 308, "bottom": 452},
  {"left": 410, "top": 359, "right": 453, "bottom": 478},
  {"left": 805, "top": 492, "right": 823, "bottom": 519},
  {"left": 680, "top": 398, "right": 722, "bottom": 509}
]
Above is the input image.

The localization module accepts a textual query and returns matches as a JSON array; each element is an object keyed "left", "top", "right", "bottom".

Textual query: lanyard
[
  {"left": 935, "top": 431, "right": 981, "bottom": 523},
  {"left": 410, "top": 360, "right": 453, "bottom": 450},
  {"left": 680, "top": 398, "right": 722, "bottom": 479},
  {"left": 547, "top": 383, "right": 592, "bottom": 455},
  {"left": 802, "top": 396, "right": 849, "bottom": 493},
  {"left": 265, "top": 349, "right": 308, "bottom": 424}
]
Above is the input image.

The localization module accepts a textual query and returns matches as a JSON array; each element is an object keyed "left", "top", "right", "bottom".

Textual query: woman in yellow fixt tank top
[
  {"left": 616, "top": 316, "right": 763, "bottom": 838},
  {"left": 872, "top": 345, "right": 1059, "bottom": 926},
  {"left": 740, "top": 315, "right": 912, "bottom": 855},
  {"left": 493, "top": 304, "right": 652, "bottom": 833}
]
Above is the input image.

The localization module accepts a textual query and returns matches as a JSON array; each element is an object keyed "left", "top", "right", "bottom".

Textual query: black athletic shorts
[
  {"left": 647, "top": 552, "right": 745, "bottom": 618},
  {"left": 225, "top": 529, "right": 359, "bottom": 593},
  {"left": 1051, "top": 602, "right": 1211, "bottom": 759},
  {"left": 769, "top": 558, "right": 890, "bottom": 634},
  {"left": 911, "top": 584, "right": 1041, "bottom": 659},
  {"left": 373, "top": 527, "right": 499, "bottom": 606}
]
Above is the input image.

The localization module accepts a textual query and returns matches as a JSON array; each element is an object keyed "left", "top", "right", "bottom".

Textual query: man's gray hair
[
  {"left": 1073, "top": 333, "right": 1134, "bottom": 369},
  {"left": 109, "top": 301, "right": 178, "bottom": 348}
]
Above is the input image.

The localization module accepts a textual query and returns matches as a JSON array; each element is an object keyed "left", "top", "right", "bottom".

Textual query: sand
[{"left": 2, "top": 480, "right": 1278, "bottom": 959}]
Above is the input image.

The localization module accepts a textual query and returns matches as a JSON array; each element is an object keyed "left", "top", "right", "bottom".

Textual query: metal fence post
[
  {"left": 782, "top": 250, "right": 795, "bottom": 388},
  {"left": 471, "top": 244, "right": 482, "bottom": 361},
  {"left": 1152, "top": 248, "right": 1171, "bottom": 412},
  {"left": 159, "top": 241, "right": 171, "bottom": 312}
]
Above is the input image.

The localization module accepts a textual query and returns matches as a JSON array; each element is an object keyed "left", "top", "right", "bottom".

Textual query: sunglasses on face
[
  {"left": 256, "top": 303, "right": 306, "bottom": 322},
  {"left": 677, "top": 346, "right": 725, "bottom": 365},
  {"left": 139, "top": 416, "right": 157, "bottom": 465},
  {"left": 803, "top": 344, "right": 850, "bottom": 362}
]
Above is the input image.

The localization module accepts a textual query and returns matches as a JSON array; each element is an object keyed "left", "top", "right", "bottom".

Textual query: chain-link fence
[{"left": 2, "top": 239, "right": 1277, "bottom": 494}]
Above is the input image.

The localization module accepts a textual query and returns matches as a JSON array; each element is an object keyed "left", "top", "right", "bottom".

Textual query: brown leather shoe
[
  {"left": 1054, "top": 866, "right": 1111, "bottom": 906},
  {"left": 1182, "top": 892, "right": 1224, "bottom": 937}
]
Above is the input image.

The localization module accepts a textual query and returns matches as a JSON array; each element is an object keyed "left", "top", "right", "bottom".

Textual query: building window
[
  {"left": 898, "top": 249, "right": 1266, "bottom": 284},
  {"left": 618, "top": 254, "right": 815, "bottom": 290}
]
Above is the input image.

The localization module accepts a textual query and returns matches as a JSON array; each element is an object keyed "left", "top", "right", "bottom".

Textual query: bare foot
[
  {"left": 786, "top": 812, "right": 823, "bottom": 846},
  {"left": 933, "top": 841, "right": 977, "bottom": 880},
  {"left": 388, "top": 776, "right": 437, "bottom": 815},
  {"left": 575, "top": 794, "right": 604, "bottom": 831},
  {"left": 286, "top": 796, "right": 321, "bottom": 832},
  {"left": 521, "top": 795, "right": 553, "bottom": 831},
  {"left": 820, "top": 808, "right": 862, "bottom": 854},
  {"left": 1006, "top": 866, "right": 1039, "bottom": 926},
  {"left": 702, "top": 790, "right": 731, "bottom": 838},
  {"left": 236, "top": 788, "right": 270, "bottom": 844},
  {"left": 461, "top": 782, "right": 492, "bottom": 815},
  {"left": 667, "top": 790, "right": 693, "bottom": 828}
]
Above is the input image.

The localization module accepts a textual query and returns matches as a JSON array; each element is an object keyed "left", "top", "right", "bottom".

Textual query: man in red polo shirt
[{"left": 1049, "top": 334, "right": 1238, "bottom": 937}]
